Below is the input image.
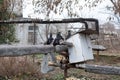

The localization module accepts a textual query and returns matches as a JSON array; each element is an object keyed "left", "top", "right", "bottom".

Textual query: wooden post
[
  {"left": 96, "top": 39, "right": 99, "bottom": 61},
  {"left": 96, "top": 50, "right": 99, "bottom": 61}
]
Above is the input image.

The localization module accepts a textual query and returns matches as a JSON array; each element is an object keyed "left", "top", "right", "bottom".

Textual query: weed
[
  {"left": 0, "top": 56, "right": 42, "bottom": 79},
  {"left": 53, "top": 73, "right": 64, "bottom": 80}
]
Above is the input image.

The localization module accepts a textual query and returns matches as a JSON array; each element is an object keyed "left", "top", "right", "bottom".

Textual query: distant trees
[
  {"left": 111, "top": 0, "right": 120, "bottom": 25},
  {"left": 0, "top": 0, "right": 16, "bottom": 44},
  {"left": 33, "top": 0, "right": 104, "bottom": 18},
  {"left": 98, "top": 22, "right": 120, "bottom": 53},
  {"left": 110, "top": 0, "right": 120, "bottom": 16}
]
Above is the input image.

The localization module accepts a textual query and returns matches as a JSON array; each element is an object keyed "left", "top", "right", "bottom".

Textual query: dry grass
[
  {"left": 0, "top": 55, "right": 120, "bottom": 80},
  {"left": 0, "top": 56, "right": 42, "bottom": 79}
]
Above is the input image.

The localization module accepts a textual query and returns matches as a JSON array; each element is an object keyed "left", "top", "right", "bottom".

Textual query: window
[
  {"left": 28, "top": 25, "right": 38, "bottom": 44},
  {"left": 29, "top": 26, "right": 34, "bottom": 30}
]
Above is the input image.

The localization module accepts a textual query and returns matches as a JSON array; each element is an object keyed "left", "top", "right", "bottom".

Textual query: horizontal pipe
[
  {"left": 0, "top": 18, "right": 98, "bottom": 24},
  {"left": 0, "top": 45, "right": 54, "bottom": 57},
  {"left": 0, "top": 44, "right": 105, "bottom": 57},
  {"left": 84, "top": 64, "right": 120, "bottom": 75}
]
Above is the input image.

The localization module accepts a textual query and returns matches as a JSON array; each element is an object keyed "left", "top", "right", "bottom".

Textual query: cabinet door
[{"left": 66, "top": 34, "right": 94, "bottom": 63}]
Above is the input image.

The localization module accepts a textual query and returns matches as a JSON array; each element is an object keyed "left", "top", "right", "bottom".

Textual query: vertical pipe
[
  {"left": 63, "top": 52, "right": 69, "bottom": 80},
  {"left": 64, "top": 64, "right": 68, "bottom": 80},
  {"left": 33, "top": 23, "right": 36, "bottom": 62},
  {"left": 33, "top": 23, "right": 36, "bottom": 45}
]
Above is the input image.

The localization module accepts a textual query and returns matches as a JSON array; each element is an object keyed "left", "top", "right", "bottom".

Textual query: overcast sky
[{"left": 23, "top": 0, "right": 117, "bottom": 25}]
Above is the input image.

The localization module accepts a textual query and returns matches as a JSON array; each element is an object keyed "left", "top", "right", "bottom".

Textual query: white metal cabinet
[{"left": 66, "top": 33, "right": 94, "bottom": 63}]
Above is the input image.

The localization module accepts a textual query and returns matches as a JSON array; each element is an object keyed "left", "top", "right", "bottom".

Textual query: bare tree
[
  {"left": 32, "top": 0, "right": 104, "bottom": 18},
  {"left": 110, "top": 0, "right": 120, "bottom": 16}
]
